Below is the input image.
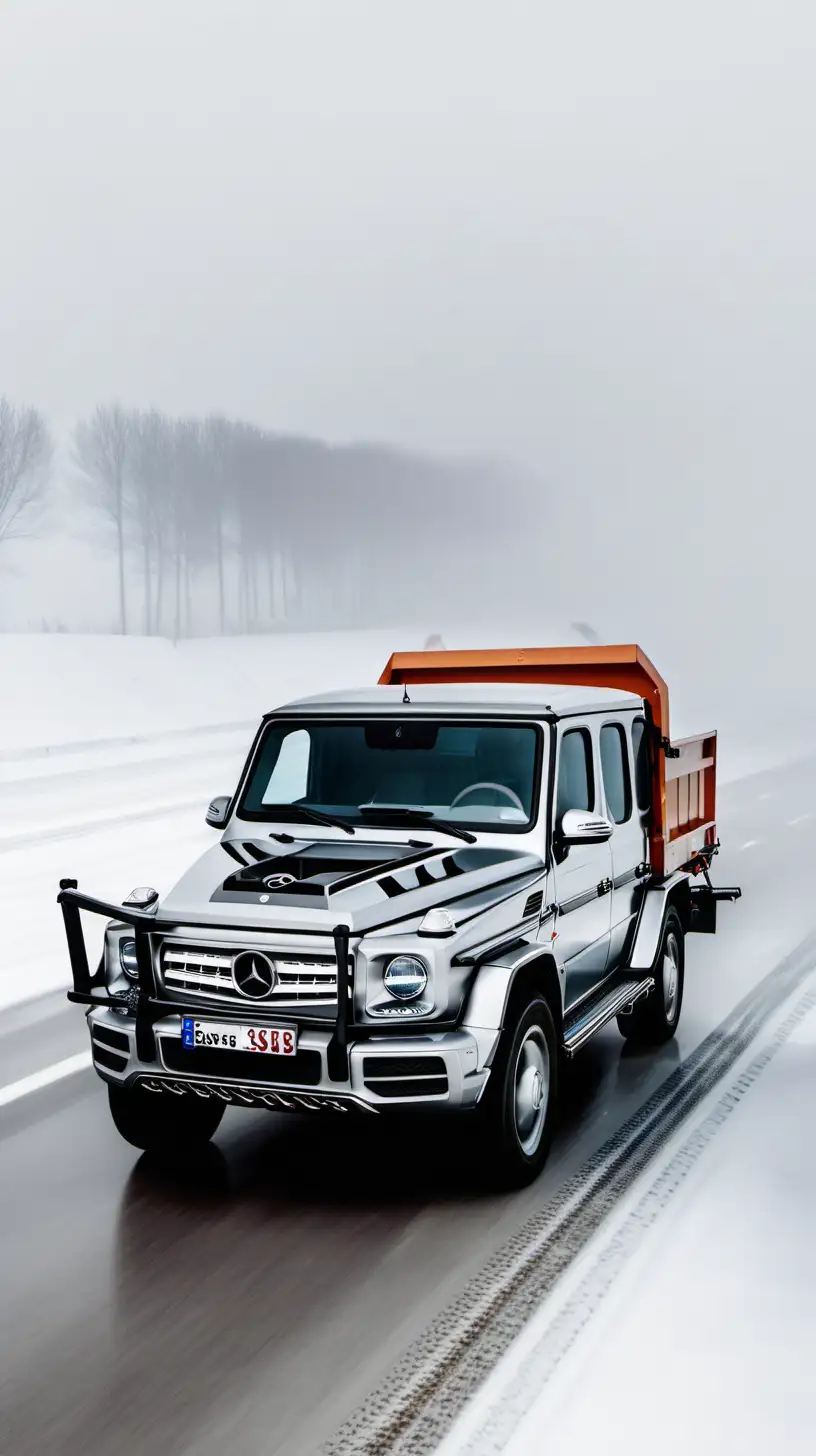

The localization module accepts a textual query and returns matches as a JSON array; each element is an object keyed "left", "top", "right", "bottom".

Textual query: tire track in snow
[
  {"left": 323, "top": 930, "right": 816, "bottom": 1456},
  {"left": 438, "top": 977, "right": 816, "bottom": 1455}
]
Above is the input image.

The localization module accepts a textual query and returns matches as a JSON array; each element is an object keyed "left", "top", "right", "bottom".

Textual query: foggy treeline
[
  {"left": 0, "top": 398, "right": 52, "bottom": 551},
  {"left": 0, "top": 395, "right": 541, "bottom": 637}
]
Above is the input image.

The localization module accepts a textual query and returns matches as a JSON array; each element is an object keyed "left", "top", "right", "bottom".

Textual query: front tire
[
  {"left": 108, "top": 1082, "right": 225, "bottom": 1154},
  {"left": 477, "top": 995, "right": 558, "bottom": 1188},
  {"left": 617, "top": 908, "right": 684, "bottom": 1045}
]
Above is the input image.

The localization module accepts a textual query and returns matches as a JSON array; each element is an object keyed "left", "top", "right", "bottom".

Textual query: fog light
[{"left": 383, "top": 955, "right": 428, "bottom": 1001}]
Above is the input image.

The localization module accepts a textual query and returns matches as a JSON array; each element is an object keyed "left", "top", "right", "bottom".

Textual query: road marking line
[
  {"left": 788, "top": 814, "right": 812, "bottom": 826},
  {"left": 741, "top": 840, "right": 759, "bottom": 850},
  {"left": 0, "top": 1051, "right": 92, "bottom": 1109}
]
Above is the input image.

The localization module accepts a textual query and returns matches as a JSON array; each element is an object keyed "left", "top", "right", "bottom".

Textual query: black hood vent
[{"left": 217, "top": 840, "right": 431, "bottom": 900}]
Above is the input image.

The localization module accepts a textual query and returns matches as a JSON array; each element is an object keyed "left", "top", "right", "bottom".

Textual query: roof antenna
[{"left": 402, "top": 682, "right": 411, "bottom": 704}]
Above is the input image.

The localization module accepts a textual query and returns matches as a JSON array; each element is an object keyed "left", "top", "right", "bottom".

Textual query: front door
[{"left": 550, "top": 722, "right": 613, "bottom": 1010}]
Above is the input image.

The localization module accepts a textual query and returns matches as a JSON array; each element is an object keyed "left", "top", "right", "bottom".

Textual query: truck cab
[{"left": 59, "top": 647, "right": 739, "bottom": 1187}]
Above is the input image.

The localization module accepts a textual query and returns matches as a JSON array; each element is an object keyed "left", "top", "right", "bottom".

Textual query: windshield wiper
[
  {"left": 261, "top": 804, "right": 356, "bottom": 836},
  {"left": 358, "top": 806, "right": 476, "bottom": 844}
]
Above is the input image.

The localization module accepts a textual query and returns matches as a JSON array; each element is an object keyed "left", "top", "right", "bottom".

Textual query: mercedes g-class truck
[{"left": 59, "top": 645, "right": 740, "bottom": 1186}]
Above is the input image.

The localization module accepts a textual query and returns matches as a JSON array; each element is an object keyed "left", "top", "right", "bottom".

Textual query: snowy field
[{"left": 0, "top": 628, "right": 425, "bottom": 751}]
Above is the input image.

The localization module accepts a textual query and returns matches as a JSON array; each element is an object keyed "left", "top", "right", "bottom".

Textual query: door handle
[{"left": 597, "top": 877, "right": 613, "bottom": 896}]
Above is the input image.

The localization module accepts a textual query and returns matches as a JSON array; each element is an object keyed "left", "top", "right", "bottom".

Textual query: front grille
[
  {"left": 362, "top": 1053, "right": 448, "bottom": 1099},
  {"left": 160, "top": 942, "right": 338, "bottom": 1010},
  {"left": 160, "top": 1039, "right": 322, "bottom": 1086}
]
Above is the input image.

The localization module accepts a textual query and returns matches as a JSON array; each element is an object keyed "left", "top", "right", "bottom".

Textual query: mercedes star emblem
[{"left": 232, "top": 950, "right": 277, "bottom": 999}]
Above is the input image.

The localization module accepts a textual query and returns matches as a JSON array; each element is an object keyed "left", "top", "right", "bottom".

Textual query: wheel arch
[
  {"left": 462, "top": 943, "right": 564, "bottom": 1047},
  {"left": 666, "top": 877, "right": 692, "bottom": 933},
  {"left": 629, "top": 872, "right": 691, "bottom": 972}
]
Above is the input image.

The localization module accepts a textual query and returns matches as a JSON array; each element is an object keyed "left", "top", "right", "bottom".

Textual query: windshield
[{"left": 238, "top": 719, "right": 541, "bottom": 831}]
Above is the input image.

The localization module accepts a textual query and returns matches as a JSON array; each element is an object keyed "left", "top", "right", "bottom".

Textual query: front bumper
[{"left": 87, "top": 1006, "right": 493, "bottom": 1113}]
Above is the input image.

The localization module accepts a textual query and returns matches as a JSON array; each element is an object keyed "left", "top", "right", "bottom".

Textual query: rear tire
[
  {"left": 476, "top": 994, "right": 558, "bottom": 1188},
  {"left": 108, "top": 1083, "right": 225, "bottom": 1154},
  {"left": 617, "top": 908, "right": 684, "bottom": 1045}
]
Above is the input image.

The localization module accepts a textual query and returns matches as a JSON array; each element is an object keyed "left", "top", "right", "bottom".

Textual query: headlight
[
  {"left": 383, "top": 955, "right": 428, "bottom": 1001},
  {"left": 119, "top": 938, "right": 140, "bottom": 982}
]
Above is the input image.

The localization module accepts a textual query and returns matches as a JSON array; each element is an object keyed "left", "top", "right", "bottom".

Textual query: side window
[
  {"left": 631, "top": 718, "right": 651, "bottom": 814},
  {"left": 556, "top": 728, "right": 594, "bottom": 819},
  {"left": 600, "top": 723, "right": 632, "bottom": 824},
  {"left": 261, "top": 729, "right": 310, "bottom": 804}
]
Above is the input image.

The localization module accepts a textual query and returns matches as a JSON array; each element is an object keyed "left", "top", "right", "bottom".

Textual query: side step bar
[{"left": 562, "top": 976, "right": 654, "bottom": 1057}]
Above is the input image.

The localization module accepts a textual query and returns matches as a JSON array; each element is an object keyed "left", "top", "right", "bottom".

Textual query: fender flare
[
  {"left": 462, "top": 940, "right": 565, "bottom": 1051},
  {"left": 628, "top": 872, "right": 691, "bottom": 971}
]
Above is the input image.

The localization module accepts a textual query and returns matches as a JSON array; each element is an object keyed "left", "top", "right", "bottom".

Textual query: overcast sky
[{"left": 1, "top": 0, "right": 815, "bottom": 671}]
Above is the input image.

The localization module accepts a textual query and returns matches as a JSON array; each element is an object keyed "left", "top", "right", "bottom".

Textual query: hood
[{"left": 159, "top": 834, "right": 544, "bottom": 936}]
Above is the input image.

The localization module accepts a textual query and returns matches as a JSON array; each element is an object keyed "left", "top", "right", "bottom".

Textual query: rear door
[
  {"left": 599, "top": 715, "right": 649, "bottom": 968},
  {"left": 551, "top": 721, "right": 613, "bottom": 1009}
]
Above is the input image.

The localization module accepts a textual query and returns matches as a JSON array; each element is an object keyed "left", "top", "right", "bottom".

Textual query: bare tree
[
  {"left": 0, "top": 398, "right": 52, "bottom": 548},
  {"left": 201, "top": 415, "right": 236, "bottom": 633},
  {"left": 71, "top": 403, "right": 541, "bottom": 638},
  {"left": 128, "top": 409, "right": 173, "bottom": 634},
  {"left": 74, "top": 404, "right": 132, "bottom": 633}
]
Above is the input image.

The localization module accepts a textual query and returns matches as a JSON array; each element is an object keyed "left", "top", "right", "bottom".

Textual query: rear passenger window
[
  {"left": 556, "top": 729, "right": 594, "bottom": 819},
  {"left": 631, "top": 718, "right": 651, "bottom": 813},
  {"left": 600, "top": 723, "right": 631, "bottom": 824}
]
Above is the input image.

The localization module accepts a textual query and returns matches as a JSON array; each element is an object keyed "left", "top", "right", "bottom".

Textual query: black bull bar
[{"left": 57, "top": 881, "right": 354, "bottom": 1079}]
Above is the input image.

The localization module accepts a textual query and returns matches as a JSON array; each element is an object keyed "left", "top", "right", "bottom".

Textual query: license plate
[{"left": 181, "top": 1017, "right": 298, "bottom": 1055}]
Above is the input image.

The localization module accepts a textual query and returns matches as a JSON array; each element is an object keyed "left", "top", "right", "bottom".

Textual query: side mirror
[
  {"left": 205, "top": 795, "right": 231, "bottom": 829},
  {"left": 559, "top": 808, "right": 614, "bottom": 845}
]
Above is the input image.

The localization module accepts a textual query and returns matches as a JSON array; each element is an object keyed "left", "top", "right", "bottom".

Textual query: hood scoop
[{"left": 219, "top": 840, "right": 426, "bottom": 899}]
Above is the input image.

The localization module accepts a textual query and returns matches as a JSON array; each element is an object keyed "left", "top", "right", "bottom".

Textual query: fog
[{"left": 1, "top": 0, "right": 815, "bottom": 722}]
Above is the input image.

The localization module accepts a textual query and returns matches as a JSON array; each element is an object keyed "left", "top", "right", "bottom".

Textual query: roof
[{"left": 268, "top": 682, "right": 644, "bottom": 719}]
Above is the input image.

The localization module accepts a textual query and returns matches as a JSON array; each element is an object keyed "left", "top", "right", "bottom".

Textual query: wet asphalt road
[{"left": 1, "top": 757, "right": 815, "bottom": 1456}]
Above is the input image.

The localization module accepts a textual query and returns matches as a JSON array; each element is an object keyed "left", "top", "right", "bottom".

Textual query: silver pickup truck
[{"left": 58, "top": 645, "right": 740, "bottom": 1186}]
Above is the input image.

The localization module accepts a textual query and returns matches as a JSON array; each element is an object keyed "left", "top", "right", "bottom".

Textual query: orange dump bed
[{"left": 379, "top": 645, "right": 716, "bottom": 876}]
